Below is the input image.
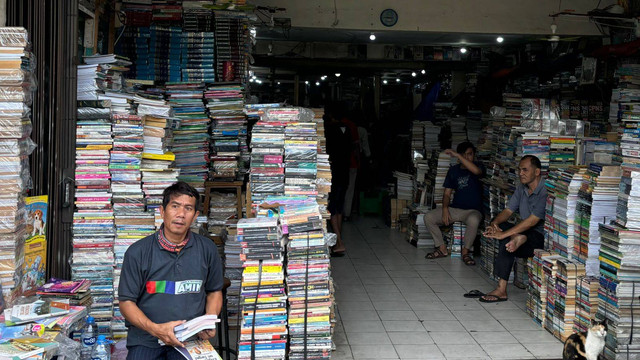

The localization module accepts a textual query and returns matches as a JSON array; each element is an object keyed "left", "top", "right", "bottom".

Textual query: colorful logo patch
[{"left": 146, "top": 280, "right": 203, "bottom": 295}]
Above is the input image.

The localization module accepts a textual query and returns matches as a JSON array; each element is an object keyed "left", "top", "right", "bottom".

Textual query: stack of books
[
  {"left": 549, "top": 136, "right": 576, "bottom": 169},
  {"left": 411, "top": 121, "right": 424, "bottom": 156},
  {"left": 519, "top": 132, "right": 550, "bottom": 176},
  {"left": 503, "top": 93, "right": 522, "bottom": 126},
  {"left": 546, "top": 258, "right": 585, "bottom": 341},
  {"left": 166, "top": 83, "right": 209, "bottom": 194},
  {"left": 141, "top": 115, "right": 179, "bottom": 214},
  {"left": 223, "top": 226, "right": 242, "bottom": 325},
  {"left": 213, "top": 11, "right": 249, "bottom": 82},
  {"left": 183, "top": 1, "right": 214, "bottom": 32},
  {"left": 150, "top": 25, "right": 182, "bottom": 82},
  {"left": 424, "top": 122, "right": 440, "bottom": 152},
  {"left": 207, "top": 192, "right": 238, "bottom": 237},
  {"left": 313, "top": 110, "right": 331, "bottom": 224},
  {"left": 574, "top": 164, "right": 621, "bottom": 276},
  {"left": 237, "top": 217, "right": 287, "bottom": 360},
  {"left": 449, "top": 222, "right": 466, "bottom": 257},
  {"left": 0, "top": 27, "right": 33, "bottom": 301},
  {"left": 393, "top": 171, "right": 413, "bottom": 201},
  {"left": 284, "top": 122, "right": 318, "bottom": 199},
  {"left": 543, "top": 168, "right": 583, "bottom": 257},
  {"left": 526, "top": 250, "right": 558, "bottom": 326},
  {"left": 181, "top": 31, "right": 215, "bottom": 83},
  {"left": 249, "top": 113, "right": 286, "bottom": 209},
  {"left": 574, "top": 275, "right": 599, "bottom": 333},
  {"left": 282, "top": 201, "right": 331, "bottom": 360},
  {"left": 206, "top": 84, "right": 246, "bottom": 181},
  {"left": 541, "top": 254, "right": 563, "bottom": 331},
  {"left": 433, "top": 152, "right": 451, "bottom": 207},
  {"left": 73, "top": 101, "right": 115, "bottom": 336},
  {"left": 37, "top": 278, "right": 92, "bottom": 308},
  {"left": 449, "top": 117, "right": 467, "bottom": 151}
]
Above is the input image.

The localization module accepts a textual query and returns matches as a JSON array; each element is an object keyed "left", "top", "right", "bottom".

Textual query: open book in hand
[
  {"left": 173, "top": 339, "right": 222, "bottom": 360},
  {"left": 158, "top": 315, "right": 220, "bottom": 345}
]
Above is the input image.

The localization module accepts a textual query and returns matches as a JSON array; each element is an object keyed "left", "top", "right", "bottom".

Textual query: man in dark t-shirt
[
  {"left": 118, "top": 182, "right": 223, "bottom": 359},
  {"left": 424, "top": 142, "right": 484, "bottom": 265}
]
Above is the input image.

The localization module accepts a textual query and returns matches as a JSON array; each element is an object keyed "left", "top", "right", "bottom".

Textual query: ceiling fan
[{"left": 534, "top": 19, "right": 582, "bottom": 42}]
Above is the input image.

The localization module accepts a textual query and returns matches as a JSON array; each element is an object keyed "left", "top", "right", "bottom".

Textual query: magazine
[{"left": 173, "top": 339, "right": 221, "bottom": 360}]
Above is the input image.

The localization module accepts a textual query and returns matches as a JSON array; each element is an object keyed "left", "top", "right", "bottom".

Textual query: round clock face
[{"left": 380, "top": 9, "right": 398, "bottom": 27}]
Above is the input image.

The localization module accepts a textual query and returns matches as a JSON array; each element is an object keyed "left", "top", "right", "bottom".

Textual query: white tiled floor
[{"left": 331, "top": 217, "right": 563, "bottom": 360}]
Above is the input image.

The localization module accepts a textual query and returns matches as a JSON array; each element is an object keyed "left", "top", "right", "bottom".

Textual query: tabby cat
[{"left": 562, "top": 321, "right": 607, "bottom": 360}]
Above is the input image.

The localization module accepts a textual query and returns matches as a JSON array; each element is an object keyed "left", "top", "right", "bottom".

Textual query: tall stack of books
[
  {"left": 574, "top": 275, "right": 599, "bottom": 333},
  {"left": 526, "top": 250, "right": 559, "bottom": 326},
  {"left": 546, "top": 258, "right": 585, "bottom": 341},
  {"left": 543, "top": 168, "right": 583, "bottom": 257},
  {"left": 223, "top": 226, "right": 242, "bottom": 325},
  {"left": 213, "top": 11, "right": 249, "bottom": 82},
  {"left": 282, "top": 201, "right": 331, "bottom": 360},
  {"left": 141, "top": 115, "right": 179, "bottom": 214},
  {"left": 424, "top": 122, "right": 440, "bottom": 152},
  {"left": 0, "top": 27, "right": 34, "bottom": 302},
  {"left": 519, "top": 132, "right": 550, "bottom": 176},
  {"left": 73, "top": 99, "right": 115, "bottom": 336},
  {"left": 393, "top": 172, "right": 413, "bottom": 201},
  {"left": 284, "top": 121, "right": 318, "bottom": 199},
  {"left": 433, "top": 152, "right": 451, "bottom": 207},
  {"left": 314, "top": 111, "right": 331, "bottom": 224},
  {"left": 449, "top": 222, "right": 466, "bottom": 257},
  {"left": 237, "top": 217, "right": 287, "bottom": 360},
  {"left": 503, "top": 93, "right": 522, "bottom": 125},
  {"left": 110, "top": 112, "right": 154, "bottom": 338},
  {"left": 249, "top": 114, "right": 286, "bottom": 210},
  {"left": 574, "top": 165, "right": 621, "bottom": 276},
  {"left": 166, "top": 83, "right": 209, "bottom": 194},
  {"left": 206, "top": 84, "right": 246, "bottom": 181},
  {"left": 449, "top": 117, "right": 467, "bottom": 151},
  {"left": 411, "top": 121, "right": 424, "bottom": 156}
]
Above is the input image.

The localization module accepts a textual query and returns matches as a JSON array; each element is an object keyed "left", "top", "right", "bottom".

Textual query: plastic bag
[
  {"left": 325, "top": 232, "right": 337, "bottom": 247},
  {"left": 52, "top": 331, "right": 82, "bottom": 359}
]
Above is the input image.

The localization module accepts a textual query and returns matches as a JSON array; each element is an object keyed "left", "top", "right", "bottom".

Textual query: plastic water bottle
[
  {"left": 90, "top": 335, "right": 110, "bottom": 360},
  {"left": 80, "top": 316, "right": 97, "bottom": 360}
]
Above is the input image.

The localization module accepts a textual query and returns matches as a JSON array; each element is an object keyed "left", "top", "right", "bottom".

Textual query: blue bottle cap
[{"left": 87, "top": 316, "right": 95, "bottom": 323}]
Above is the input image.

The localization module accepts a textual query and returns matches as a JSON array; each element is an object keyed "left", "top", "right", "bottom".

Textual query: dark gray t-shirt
[
  {"left": 118, "top": 231, "right": 223, "bottom": 348},
  {"left": 507, "top": 179, "right": 548, "bottom": 234}
]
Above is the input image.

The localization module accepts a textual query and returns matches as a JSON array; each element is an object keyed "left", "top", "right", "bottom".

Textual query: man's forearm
[
  {"left": 120, "top": 300, "right": 158, "bottom": 336},
  {"left": 501, "top": 215, "right": 539, "bottom": 238},
  {"left": 442, "top": 193, "right": 451, "bottom": 210},
  {"left": 205, "top": 291, "right": 223, "bottom": 316}
]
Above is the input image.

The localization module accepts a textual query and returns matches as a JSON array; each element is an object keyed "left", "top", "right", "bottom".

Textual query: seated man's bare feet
[{"left": 505, "top": 236, "right": 526, "bottom": 253}]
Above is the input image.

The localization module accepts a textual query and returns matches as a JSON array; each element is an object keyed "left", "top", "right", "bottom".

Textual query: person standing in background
[
  {"left": 341, "top": 112, "right": 360, "bottom": 221},
  {"left": 325, "top": 103, "right": 351, "bottom": 256}
]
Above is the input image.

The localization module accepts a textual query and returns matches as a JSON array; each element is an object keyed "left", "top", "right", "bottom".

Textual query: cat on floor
[{"left": 562, "top": 321, "right": 607, "bottom": 360}]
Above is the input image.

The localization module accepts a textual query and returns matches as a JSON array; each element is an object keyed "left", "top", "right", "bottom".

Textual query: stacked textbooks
[
  {"left": 433, "top": 152, "right": 452, "bottom": 207},
  {"left": 526, "top": 250, "right": 558, "bottom": 326},
  {"left": 544, "top": 168, "right": 583, "bottom": 257},
  {"left": 166, "top": 83, "right": 209, "bottom": 194},
  {"left": 73, "top": 102, "right": 115, "bottom": 335},
  {"left": 0, "top": 27, "right": 35, "bottom": 302},
  {"left": 206, "top": 84, "right": 246, "bottom": 180},
  {"left": 141, "top": 115, "right": 179, "bottom": 213},
  {"left": 545, "top": 258, "right": 585, "bottom": 341},
  {"left": 237, "top": 217, "right": 287, "bottom": 360}
]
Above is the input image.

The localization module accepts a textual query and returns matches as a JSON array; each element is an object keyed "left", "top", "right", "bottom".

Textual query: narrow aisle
[{"left": 331, "top": 216, "right": 563, "bottom": 360}]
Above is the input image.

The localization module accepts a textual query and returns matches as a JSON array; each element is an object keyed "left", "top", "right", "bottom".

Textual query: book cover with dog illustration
[{"left": 23, "top": 196, "right": 47, "bottom": 295}]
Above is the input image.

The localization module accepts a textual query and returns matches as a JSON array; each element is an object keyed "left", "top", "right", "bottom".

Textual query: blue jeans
[{"left": 126, "top": 345, "right": 184, "bottom": 360}]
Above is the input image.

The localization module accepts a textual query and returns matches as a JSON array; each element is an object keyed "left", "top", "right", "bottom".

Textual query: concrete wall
[{"left": 250, "top": 0, "right": 616, "bottom": 35}]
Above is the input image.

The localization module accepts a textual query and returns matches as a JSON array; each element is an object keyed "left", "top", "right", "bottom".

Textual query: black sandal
[
  {"left": 462, "top": 254, "right": 476, "bottom": 266},
  {"left": 425, "top": 248, "right": 448, "bottom": 259}
]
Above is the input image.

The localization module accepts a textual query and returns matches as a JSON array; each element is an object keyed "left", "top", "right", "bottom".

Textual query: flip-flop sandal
[
  {"left": 463, "top": 290, "right": 485, "bottom": 298},
  {"left": 425, "top": 248, "right": 448, "bottom": 259},
  {"left": 479, "top": 295, "right": 508, "bottom": 303},
  {"left": 462, "top": 254, "right": 476, "bottom": 266}
]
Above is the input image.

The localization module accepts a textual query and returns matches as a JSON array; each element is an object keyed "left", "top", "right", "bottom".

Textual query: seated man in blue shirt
[
  {"left": 118, "top": 181, "right": 224, "bottom": 359},
  {"left": 481, "top": 155, "right": 547, "bottom": 302},
  {"left": 424, "top": 141, "right": 484, "bottom": 265}
]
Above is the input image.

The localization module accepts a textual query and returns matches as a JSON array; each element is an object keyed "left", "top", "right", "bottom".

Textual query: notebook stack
[
  {"left": 549, "top": 136, "right": 576, "bottom": 169},
  {"left": 546, "top": 258, "right": 585, "bottom": 341},
  {"left": 284, "top": 121, "right": 318, "bottom": 200},
  {"left": 150, "top": 25, "right": 182, "bottom": 82},
  {"left": 213, "top": 11, "right": 249, "bottom": 82},
  {"left": 73, "top": 100, "right": 115, "bottom": 335},
  {"left": 237, "top": 217, "right": 287, "bottom": 360},
  {"left": 543, "top": 168, "right": 583, "bottom": 257},
  {"left": 206, "top": 84, "right": 246, "bottom": 181},
  {"left": 526, "top": 250, "right": 558, "bottom": 326},
  {"left": 282, "top": 201, "right": 331, "bottom": 360},
  {"left": 574, "top": 275, "right": 599, "bottom": 333},
  {"left": 166, "top": 83, "right": 209, "bottom": 194},
  {"left": 0, "top": 27, "right": 34, "bottom": 302},
  {"left": 249, "top": 111, "right": 286, "bottom": 210}
]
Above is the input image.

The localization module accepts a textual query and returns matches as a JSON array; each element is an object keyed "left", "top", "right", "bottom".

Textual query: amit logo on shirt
[{"left": 175, "top": 280, "right": 202, "bottom": 294}]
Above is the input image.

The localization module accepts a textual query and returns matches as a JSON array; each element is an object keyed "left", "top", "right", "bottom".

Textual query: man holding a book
[{"left": 118, "top": 182, "right": 224, "bottom": 359}]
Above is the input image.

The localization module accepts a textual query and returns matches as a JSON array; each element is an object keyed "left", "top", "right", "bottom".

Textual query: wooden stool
[{"left": 216, "top": 277, "right": 236, "bottom": 360}]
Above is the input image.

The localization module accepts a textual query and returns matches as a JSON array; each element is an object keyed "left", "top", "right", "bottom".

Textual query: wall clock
[{"left": 380, "top": 8, "right": 398, "bottom": 27}]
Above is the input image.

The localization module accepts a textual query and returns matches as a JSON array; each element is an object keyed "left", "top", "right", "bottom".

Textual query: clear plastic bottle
[
  {"left": 90, "top": 335, "right": 110, "bottom": 360},
  {"left": 80, "top": 316, "right": 97, "bottom": 360}
]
